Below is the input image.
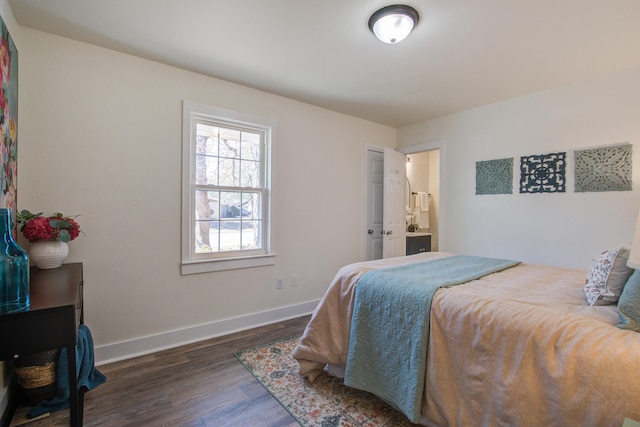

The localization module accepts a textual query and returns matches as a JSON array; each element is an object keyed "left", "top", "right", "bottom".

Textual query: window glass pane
[
  {"left": 219, "top": 158, "right": 240, "bottom": 187},
  {"left": 195, "top": 154, "right": 219, "bottom": 185},
  {"left": 195, "top": 221, "right": 218, "bottom": 253},
  {"left": 195, "top": 134, "right": 207, "bottom": 155},
  {"left": 220, "top": 220, "right": 241, "bottom": 251},
  {"left": 206, "top": 156, "right": 219, "bottom": 185},
  {"left": 208, "top": 222, "right": 220, "bottom": 252},
  {"left": 195, "top": 190, "right": 219, "bottom": 254},
  {"left": 220, "top": 191, "right": 241, "bottom": 218},
  {"left": 195, "top": 190, "right": 216, "bottom": 221},
  {"left": 196, "top": 124, "right": 219, "bottom": 156},
  {"left": 240, "top": 160, "right": 260, "bottom": 187},
  {"left": 205, "top": 136, "right": 219, "bottom": 156},
  {"left": 219, "top": 128, "right": 240, "bottom": 159},
  {"left": 209, "top": 190, "right": 222, "bottom": 219},
  {"left": 242, "top": 192, "right": 261, "bottom": 220},
  {"left": 255, "top": 192, "right": 263, "bottom": 220},
  {"left": 242, "top": 220, "right": 261, "bottom": 250},
  {"left": 241, "top": 132, "right": 261, "bottom": 161}
]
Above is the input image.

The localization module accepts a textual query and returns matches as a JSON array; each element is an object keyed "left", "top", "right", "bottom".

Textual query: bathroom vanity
[{"left": 406, "top": 232, "right": 432, "bottom": 255}]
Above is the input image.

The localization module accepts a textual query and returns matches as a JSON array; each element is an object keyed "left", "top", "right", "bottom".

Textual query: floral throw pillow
[{"left": 583, "top": 247, "right": 633, "bottom": 306}]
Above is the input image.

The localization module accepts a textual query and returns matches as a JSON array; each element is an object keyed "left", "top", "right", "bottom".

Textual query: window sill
[{"left": 181, "top": 253, "right": 276, "bottom": 275}]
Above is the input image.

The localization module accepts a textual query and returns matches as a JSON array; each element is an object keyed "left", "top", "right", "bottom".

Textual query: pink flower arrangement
[{"left": 17, "top": 210, "right": 81, "bottom": 243}]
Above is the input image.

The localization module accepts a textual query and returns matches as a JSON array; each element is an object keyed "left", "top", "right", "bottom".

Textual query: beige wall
[
  {"left": 398, "top": 68, "right": 640, "bottom": 269},
  {"left": 16, "top": 28, "right": 395, "bottom": 362}
]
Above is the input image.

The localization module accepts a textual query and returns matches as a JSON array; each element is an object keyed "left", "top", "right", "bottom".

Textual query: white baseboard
[{"left": 94, "top": 299, "right": 319, "bottom": 366}]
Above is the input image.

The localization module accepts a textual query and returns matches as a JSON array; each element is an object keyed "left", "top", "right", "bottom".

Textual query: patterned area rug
[{"left": 235, "top": 336, "right": 417, "bottom": 427}]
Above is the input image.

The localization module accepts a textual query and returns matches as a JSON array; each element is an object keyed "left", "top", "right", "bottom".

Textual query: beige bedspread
[{"left": 292, "top": 252, "right": 640, "bottom": 427}]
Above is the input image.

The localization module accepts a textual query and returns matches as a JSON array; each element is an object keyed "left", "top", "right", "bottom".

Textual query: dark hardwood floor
[{"left": 10, "top": 315, "right": 311, "bottom": 427}]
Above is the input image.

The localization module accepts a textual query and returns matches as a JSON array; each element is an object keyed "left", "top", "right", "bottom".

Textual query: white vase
[{"left": 29, "top": 241, "right": 69, "bottom": 269}]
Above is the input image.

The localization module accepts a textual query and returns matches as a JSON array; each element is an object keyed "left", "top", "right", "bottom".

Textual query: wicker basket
[{"left": 13, "top": 349, "right": 59, "bottom": 405}]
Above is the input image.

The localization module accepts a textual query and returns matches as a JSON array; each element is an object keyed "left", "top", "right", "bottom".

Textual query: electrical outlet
[
  {"left": 291, "top": 274, "right": 299, "bottom": 287},
  {"left": 276, "top": 276, "right": 284, "bottom": 289}
]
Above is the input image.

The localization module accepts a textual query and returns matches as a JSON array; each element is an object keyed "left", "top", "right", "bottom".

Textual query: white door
[
  {"left": 365, "top": 149, "right": 384, "bottom": 260},
  {"left": 383, "top": 147, "right": 406, "bottom": 258}
]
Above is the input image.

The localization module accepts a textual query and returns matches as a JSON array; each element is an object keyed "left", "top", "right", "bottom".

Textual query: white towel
[
  {"left": 415, "top": 193, "right": 429, "bottom": 229},
  {"left": 418, "top": 192, "right": 429, "bottom": 212}
]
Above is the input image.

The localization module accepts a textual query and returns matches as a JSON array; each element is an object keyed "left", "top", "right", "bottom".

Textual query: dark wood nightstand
[{"left": 0, "top": 263, "right": 84, "bottom": 427}]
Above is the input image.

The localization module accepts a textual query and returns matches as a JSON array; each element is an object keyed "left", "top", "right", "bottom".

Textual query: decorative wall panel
[
  {"left": 575, "top": 143, "right": 632, "bottom": 192},
  {"left": 519, "top": 152, "right": 566, "bottom": 193},
  {"left": 475, "top": 158, "right": 513, "bottom": 195}
]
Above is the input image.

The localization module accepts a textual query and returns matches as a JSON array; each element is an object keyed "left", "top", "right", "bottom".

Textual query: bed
[{"left": 292, "top": 252, "right": 640, "bottom": 427}]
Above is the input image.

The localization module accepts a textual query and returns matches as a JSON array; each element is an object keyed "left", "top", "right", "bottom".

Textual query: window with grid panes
[{"left": 182, "top": 102, "right": 273, "bottom": 274}]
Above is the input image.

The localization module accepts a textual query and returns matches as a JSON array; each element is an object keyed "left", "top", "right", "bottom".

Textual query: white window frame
[{"left": 181, "top": 101, "right": 275, "bottom": 274}]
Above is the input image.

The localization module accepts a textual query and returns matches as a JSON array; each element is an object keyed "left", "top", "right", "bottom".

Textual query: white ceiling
[{"left": 8, "top": 0, "right": 640, "bottom": 127}]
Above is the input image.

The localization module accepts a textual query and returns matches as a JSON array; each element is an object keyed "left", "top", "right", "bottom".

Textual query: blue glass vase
[{"left": 0, "top": 208, "right": 30, "bottom": 313}]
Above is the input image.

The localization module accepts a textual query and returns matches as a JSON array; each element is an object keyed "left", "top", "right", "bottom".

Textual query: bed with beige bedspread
[{"left": 292, "top": 252, "right": 640, "bottom": 427}]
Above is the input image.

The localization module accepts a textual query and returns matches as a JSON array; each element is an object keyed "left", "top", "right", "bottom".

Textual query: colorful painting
[
  {"left": 519, "top": 152, "right": 566, "bottom": 193},
  {"left": 0, "top": 14, "right": 17, "bottom": 223}
]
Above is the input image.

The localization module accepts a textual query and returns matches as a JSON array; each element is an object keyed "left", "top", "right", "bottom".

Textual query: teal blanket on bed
[{"left": 344, "top": 255, "right": 520, "bottom": 423}]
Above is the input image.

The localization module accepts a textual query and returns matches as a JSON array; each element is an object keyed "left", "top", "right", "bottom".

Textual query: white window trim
[{"left": 181, "top": 101, "right": 275, "bottom": 274}]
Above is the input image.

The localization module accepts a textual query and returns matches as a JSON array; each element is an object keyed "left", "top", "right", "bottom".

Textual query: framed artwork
[{"left": 0, "top": 13, "right": 18, "bottom": 228}]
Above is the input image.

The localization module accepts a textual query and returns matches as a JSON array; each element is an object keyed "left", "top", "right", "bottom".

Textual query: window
[{"left": 182, "top": 101, "right": 274, "bottom": 274}]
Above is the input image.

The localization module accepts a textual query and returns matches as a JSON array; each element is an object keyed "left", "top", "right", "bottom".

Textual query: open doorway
[
  {"left": 364, "top": 144, "right": 441, "bottom": 261},
  {"left": 405, "top": 150, "right": 440, "bottom": 252}
]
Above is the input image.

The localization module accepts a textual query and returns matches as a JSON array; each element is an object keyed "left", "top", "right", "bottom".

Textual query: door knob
[
  {"left": 367, "top": 229, "right": 374, "bottom": 234},
  {"left": 386, "top": 231, "right": 392, "bottom": 235}
]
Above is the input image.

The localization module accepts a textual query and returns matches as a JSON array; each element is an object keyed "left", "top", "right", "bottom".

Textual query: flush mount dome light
[{"left": 368, "top": 4, "right": 420, "bottom": 44}]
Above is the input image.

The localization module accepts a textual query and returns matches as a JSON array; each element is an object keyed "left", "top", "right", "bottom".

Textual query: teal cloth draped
[{"left": 29, "top": 324, "right": 106, "bottom": 418}]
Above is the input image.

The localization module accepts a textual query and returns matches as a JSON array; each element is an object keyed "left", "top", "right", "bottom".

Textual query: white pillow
[{"left": 584, "top": 247, "right": 633, "bottom": 306}]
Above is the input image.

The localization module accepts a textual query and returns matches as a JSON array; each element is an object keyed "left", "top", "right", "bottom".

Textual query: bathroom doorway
[
  {"left": 364, "top": 144, "right": 441, "bottom": 261},
  {"left": 405, "top": 150, "right": 440, "bottom": 252}
]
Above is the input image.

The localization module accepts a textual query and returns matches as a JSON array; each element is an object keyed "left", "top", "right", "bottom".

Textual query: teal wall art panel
[{"left": 475, "top": 158, "right": 513, "bottom": 195}]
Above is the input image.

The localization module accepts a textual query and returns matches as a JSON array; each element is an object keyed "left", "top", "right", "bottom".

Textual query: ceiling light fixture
[{"left": 368, "top": 4, "right": 420, "bottom": 44}]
